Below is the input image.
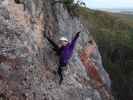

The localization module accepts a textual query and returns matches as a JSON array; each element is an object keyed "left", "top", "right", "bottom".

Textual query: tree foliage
[{"left": 63, "top": 0, "right": 85, "bottom": 16}]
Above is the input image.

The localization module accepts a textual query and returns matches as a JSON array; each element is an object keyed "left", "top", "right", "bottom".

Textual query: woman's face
[{"left": 61, "top": 40, "right": 69, "bottom": 46}]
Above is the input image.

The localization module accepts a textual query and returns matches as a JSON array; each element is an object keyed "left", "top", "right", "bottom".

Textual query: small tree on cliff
[
  {"left": 63, "top": 0, "right": 86, "bottom": 16},
  {"left": 52, "top": 0, "right": 85, "bottom": 16}
]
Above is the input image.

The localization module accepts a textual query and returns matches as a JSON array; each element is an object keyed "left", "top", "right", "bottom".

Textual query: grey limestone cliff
[{"left": 0, "top": 0, "right": 112, "bottom": 100}]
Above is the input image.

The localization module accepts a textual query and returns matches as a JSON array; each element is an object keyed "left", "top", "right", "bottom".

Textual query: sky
[{"left": 76, "top": 0, "right": 133, "bottom": 9}]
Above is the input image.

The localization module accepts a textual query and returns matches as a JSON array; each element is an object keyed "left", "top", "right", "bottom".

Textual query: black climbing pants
[{"left": 58, "top": 63, "right": 67, "bottom": 84}]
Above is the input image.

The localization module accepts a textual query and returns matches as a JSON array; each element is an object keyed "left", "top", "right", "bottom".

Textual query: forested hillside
[{"left": 79, "top": 7, "right": 133, "bottom": 100}]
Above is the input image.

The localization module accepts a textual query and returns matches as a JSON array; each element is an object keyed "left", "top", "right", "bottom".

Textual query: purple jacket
[{"left": 59, "top": 33, "right": 80, "bottom": 65}]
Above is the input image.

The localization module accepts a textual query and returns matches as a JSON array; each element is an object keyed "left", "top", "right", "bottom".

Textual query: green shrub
[{"left": 63, "top": 0, "right": 85, "bottom": 16}]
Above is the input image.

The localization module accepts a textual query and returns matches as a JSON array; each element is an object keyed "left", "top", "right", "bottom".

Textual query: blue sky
[{"left": 75, "top": 0, "right": 133, "bottom": 9}]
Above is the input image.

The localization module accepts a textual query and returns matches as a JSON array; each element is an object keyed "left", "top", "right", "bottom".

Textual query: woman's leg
[
  {"left": 58, "top": 65, "right": 63, "bottom": 84},
  {"left": 57, "top": 64, "right": 66, "bottom": 84}
]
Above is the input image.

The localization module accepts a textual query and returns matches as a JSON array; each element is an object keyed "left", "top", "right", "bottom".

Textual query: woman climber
[{"left": 44, "top": 31, "right": 80, "bottom": 84}]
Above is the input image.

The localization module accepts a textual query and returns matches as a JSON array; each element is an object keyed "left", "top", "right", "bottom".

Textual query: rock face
[{"left": 0, "top": 0, "right": 112, "bottom": 100}]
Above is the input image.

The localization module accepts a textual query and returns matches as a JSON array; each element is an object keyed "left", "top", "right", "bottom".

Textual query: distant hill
[
  {"left": 98, "top": 8, "right": 133, "bottom": 15},
  {"left": 120, "top": 11, "right": 133, "bottom": 15}
]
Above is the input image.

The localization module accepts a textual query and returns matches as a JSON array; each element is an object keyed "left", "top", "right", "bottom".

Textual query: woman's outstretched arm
[
  {"left": 44, "top": 34, "right": 59, "bottom": 53},
  {"left": 69, "top": 31, "right": 80, "bottom": 49}
]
